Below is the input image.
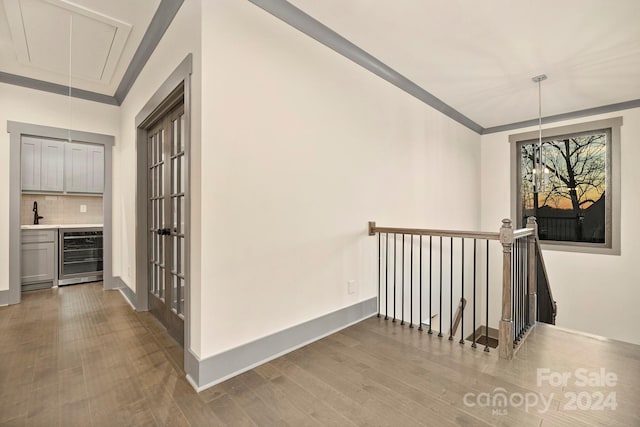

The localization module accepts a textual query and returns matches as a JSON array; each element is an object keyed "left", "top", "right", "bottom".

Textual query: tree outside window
[{"left": 519, "top": 130, "right": 608, "bottom": 244}]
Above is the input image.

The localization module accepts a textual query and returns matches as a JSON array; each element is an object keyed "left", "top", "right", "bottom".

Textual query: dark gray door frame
[
  {"left": 5, "top": 121, "right": 114, "bottom": 305},
  {"left": 134, "top": 54, "right": 192, "bottom": 352}
]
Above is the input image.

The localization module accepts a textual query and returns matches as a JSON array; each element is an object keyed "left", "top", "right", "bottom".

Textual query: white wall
[
  {"left": 0, "top": 83, "right": 119, "bottom": 292},
  {"left": 481, "top": 108, "right": 640, "bottom": 345},
  {"left": 198, "top": 0, "right": 481, "bottom": 358},
  {"left": 115, "top": 0, "right": 202, "bottom": 352}
]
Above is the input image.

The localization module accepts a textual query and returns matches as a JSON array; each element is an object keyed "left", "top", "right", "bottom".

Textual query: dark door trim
[{"left": 135, "top": 54, "right": 192, "bottom": 351}]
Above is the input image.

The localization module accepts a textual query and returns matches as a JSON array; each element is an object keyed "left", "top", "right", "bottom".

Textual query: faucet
[{"left": 33, "top": 201, "right": 43, "bottom": 225}]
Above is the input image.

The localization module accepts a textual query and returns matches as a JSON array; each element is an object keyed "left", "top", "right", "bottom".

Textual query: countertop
[{"left": 21, "top": 224, "right": 103, "bottom": 230}]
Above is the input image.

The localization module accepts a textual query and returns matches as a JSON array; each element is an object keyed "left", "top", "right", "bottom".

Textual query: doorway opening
[
  {"left": 146, "top": 97, "right": 186, "bottom": 345},
  {"left": 6, "top": 122, "right": 114, "bottom": 306},
  {"left": 135, "top": 54, "right": 192, "bottom": 350}
]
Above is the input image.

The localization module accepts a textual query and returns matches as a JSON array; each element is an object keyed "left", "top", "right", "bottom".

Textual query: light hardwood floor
[{"left": 0, "top": 283, "right": 638, "bottom": 426}]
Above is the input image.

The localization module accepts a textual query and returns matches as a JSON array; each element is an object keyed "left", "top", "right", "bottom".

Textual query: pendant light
[{"left": 531, "top": 74, "right": 549, "bottom": 193}]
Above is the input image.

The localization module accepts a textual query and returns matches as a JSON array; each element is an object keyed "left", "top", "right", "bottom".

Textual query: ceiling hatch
[{"left": 3, "top": 0, "right": 131, "bottom": 84}]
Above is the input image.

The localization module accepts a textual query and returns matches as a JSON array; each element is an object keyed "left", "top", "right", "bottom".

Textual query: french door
[{"left": 147, "top": 103, "right": 186, "bottom": 345}]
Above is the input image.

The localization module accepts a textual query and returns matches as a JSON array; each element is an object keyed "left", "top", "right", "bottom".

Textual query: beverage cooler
[{"left": 58, "top": 228, "right": 103, "bottom": 285}]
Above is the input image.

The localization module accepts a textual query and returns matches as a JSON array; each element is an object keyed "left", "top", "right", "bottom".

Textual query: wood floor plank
[
  {"left": 59, "top": 399, "right": 92, "bottom": 427},
  {"left": 256, "top": 362, "right": 358, "bottom": 426},
  {"left": 238, "top": 369, "right": 321, "bottom": 427},
  {"left": 206, "top": 393, "right": 258, "bottom": 427}
]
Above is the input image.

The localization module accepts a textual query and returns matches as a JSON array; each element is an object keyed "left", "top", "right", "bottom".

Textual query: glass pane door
[{"left": 147, "top": 101, "right": 185, "bottom": 346}]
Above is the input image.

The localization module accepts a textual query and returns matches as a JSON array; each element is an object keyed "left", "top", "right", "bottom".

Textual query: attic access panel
[{"left": 3, "top": 0, "right": 131, "bottom": 84}]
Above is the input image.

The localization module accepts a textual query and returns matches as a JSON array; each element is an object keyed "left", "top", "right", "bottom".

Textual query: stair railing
[
  {"left": 499, "top": 217, "right": 535, "bottom": 359},
  {"left": 369, "top": 216, "right": 552, "bottom": 360},
  {"left": 368, "top": 221, "right": 501, "bottom": 352}
]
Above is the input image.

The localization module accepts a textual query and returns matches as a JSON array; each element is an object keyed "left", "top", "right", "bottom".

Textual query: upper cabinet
[
  {"left": 64, "top": 143, "right": 89, "bottom": 193},
  {"left": 87, "top": 144, "right": 105, "bottom": 193},
  {"left": 21, "top": 137, "right": 42, "bottom": 191},
  {"left": 21, "top": 136, "right": 64, "bottom": 192},
  {"left": 40, "top": 139, "right": 65, "bottom": 191},
  {"left": 21, "top": 138, "right": 104, "bottom": 194},
  {"left": 64, "top": 142, "right": 104, "bottom": 194}
]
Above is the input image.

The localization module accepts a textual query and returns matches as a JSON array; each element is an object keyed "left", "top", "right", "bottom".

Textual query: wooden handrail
[
  {"left": 513, "top": 227, "right": 535, "bottom": 240},
  {"left": 368, "top": 222, "right": 500, "bottom": 240}
]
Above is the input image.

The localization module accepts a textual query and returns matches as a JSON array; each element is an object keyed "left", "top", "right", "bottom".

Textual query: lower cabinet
[{"left": 21, "top": 230, "right": 57, "bottom": 290}]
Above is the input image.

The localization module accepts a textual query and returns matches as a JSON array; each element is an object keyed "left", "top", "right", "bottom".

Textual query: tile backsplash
[{"left": 22, "top": 194, "right": 103, "bottom": 225}]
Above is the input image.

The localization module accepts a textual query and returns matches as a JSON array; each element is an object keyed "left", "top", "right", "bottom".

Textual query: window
[{"left": 509, "top": 117, "right": 621, "bottom": 255}]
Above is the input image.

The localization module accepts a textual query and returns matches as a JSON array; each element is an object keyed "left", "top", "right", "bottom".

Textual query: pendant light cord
[
  {"left": 531, "top": 74, "right": 547, "bottom": 193},
  {"left": 68, "top": 15, "right": 72, "bottom": 143},
  {"left": 538, "top": 78, "right": 542, "bottom": 171}
]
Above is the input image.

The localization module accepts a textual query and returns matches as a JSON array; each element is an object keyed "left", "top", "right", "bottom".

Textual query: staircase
[{"left": 535, "top": 238, "right": 557, "bottom": 325}]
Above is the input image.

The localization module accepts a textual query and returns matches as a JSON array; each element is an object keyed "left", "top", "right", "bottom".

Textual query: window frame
[{"left": 509, "top": 117, "right": 622, "bottom": 255}]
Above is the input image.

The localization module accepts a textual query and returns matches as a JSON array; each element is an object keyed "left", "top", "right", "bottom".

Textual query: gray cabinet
[
  {"left": 21, "top": 137, "right": 42, "bottom": 191},
  {"left": 65, "top": 142, "right": 104, "bottom": 193},
  {"left": 21, "top": 137, "right": 65, "bottom": 192},
  {"left": 87, "top": 144, "right": 105, "bottom": 193},
  {"left": 64, "top": 142, "right": 89, "bottom": 193},
  {"left": 40, "top": 139, "right": 65, "bottom": 191},
  {"left": 21, "top": 230, "right": 57, "bottom": 289},
  {"left": 22, "top": 138, "right": 104, "bottom": 194}
]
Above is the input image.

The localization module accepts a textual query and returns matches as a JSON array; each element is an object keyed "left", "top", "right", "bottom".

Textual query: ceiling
[
  {"left": 289, "top": 0, "right": 640, "bottom": 130},
  {"left": 0, "top": 0, "right": 161, "bottom": 96},
  {"left": 1, "top": 0, "right": 639, "bottom": 131}
]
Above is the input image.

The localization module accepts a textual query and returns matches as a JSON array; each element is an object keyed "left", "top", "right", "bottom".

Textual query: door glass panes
[
  {"left": 172, "top": 119, "right": 178, "bottom": 155},
  {"left": 151, "top": 265, "right": 156, "bottom": 294},
  {"left": 172, "top": 197, "right": 177, "bottom": 229},
  {"left": 179, "top": 278, "right": 184, "bottom": 315},
  {"left": 180, "top": 196, "right": 185, "bottom": 233},
  {"left": 167, "top": 111, "right": 185, "bottom": 316},
  {"left": 180, "top": 115, "right": 184, "bottom": 153},
  {"left": 179, "top": 155, "right": 185, "bottom": 193},
  {"left": 171, "top": 275, "right": 178, "bottom": 311},
  {"left": 148, "top": 125, "right": 167, "bottom": 301},
  {"left": 148, "top": 105, "right": 187, "bottom": 327},
  {"left": 159, "top": 130, "right": 164, "bottom": 160},
  {"left": 172, "top": 158, "right": 178, "bottom": 194},
  {"left": 172, "top": 236, "right": 178, "bottom": 274},
  {"left": 179, "top": 237, "right": 184, "bottom": 275},
  {"left": 160, "top": 167, "right": 163, "bottom": 197},
  {"left": 158, "top": 267, "right": 164, "bottom": 299}
]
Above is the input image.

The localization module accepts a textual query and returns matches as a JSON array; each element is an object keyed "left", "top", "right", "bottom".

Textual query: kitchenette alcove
[{"left": 6, "top": 121, "right": 114, "bottom": 305}]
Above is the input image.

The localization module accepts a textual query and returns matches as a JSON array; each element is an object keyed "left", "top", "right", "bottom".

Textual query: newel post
[
  {"left": 527, "top": 217, "right": 538, "bottom": 326},
  {"left": 499, "top": 218, "right": 514, "bottom": 360}
]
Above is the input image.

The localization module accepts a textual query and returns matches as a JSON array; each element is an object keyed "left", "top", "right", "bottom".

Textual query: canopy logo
[
  {"left": 463, "top": 388, "right": 553, "bottom": 416},
  {"left": 463, "top": 368, "right": 618, "bottom": 416}
]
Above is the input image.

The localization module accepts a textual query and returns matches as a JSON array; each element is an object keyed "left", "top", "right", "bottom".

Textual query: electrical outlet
[
  {"left": 80, "top": 204, "right": 87, "bottom": 213},
  {"left": 348, "top": 280, "right": 356, "bottom": 295}
]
